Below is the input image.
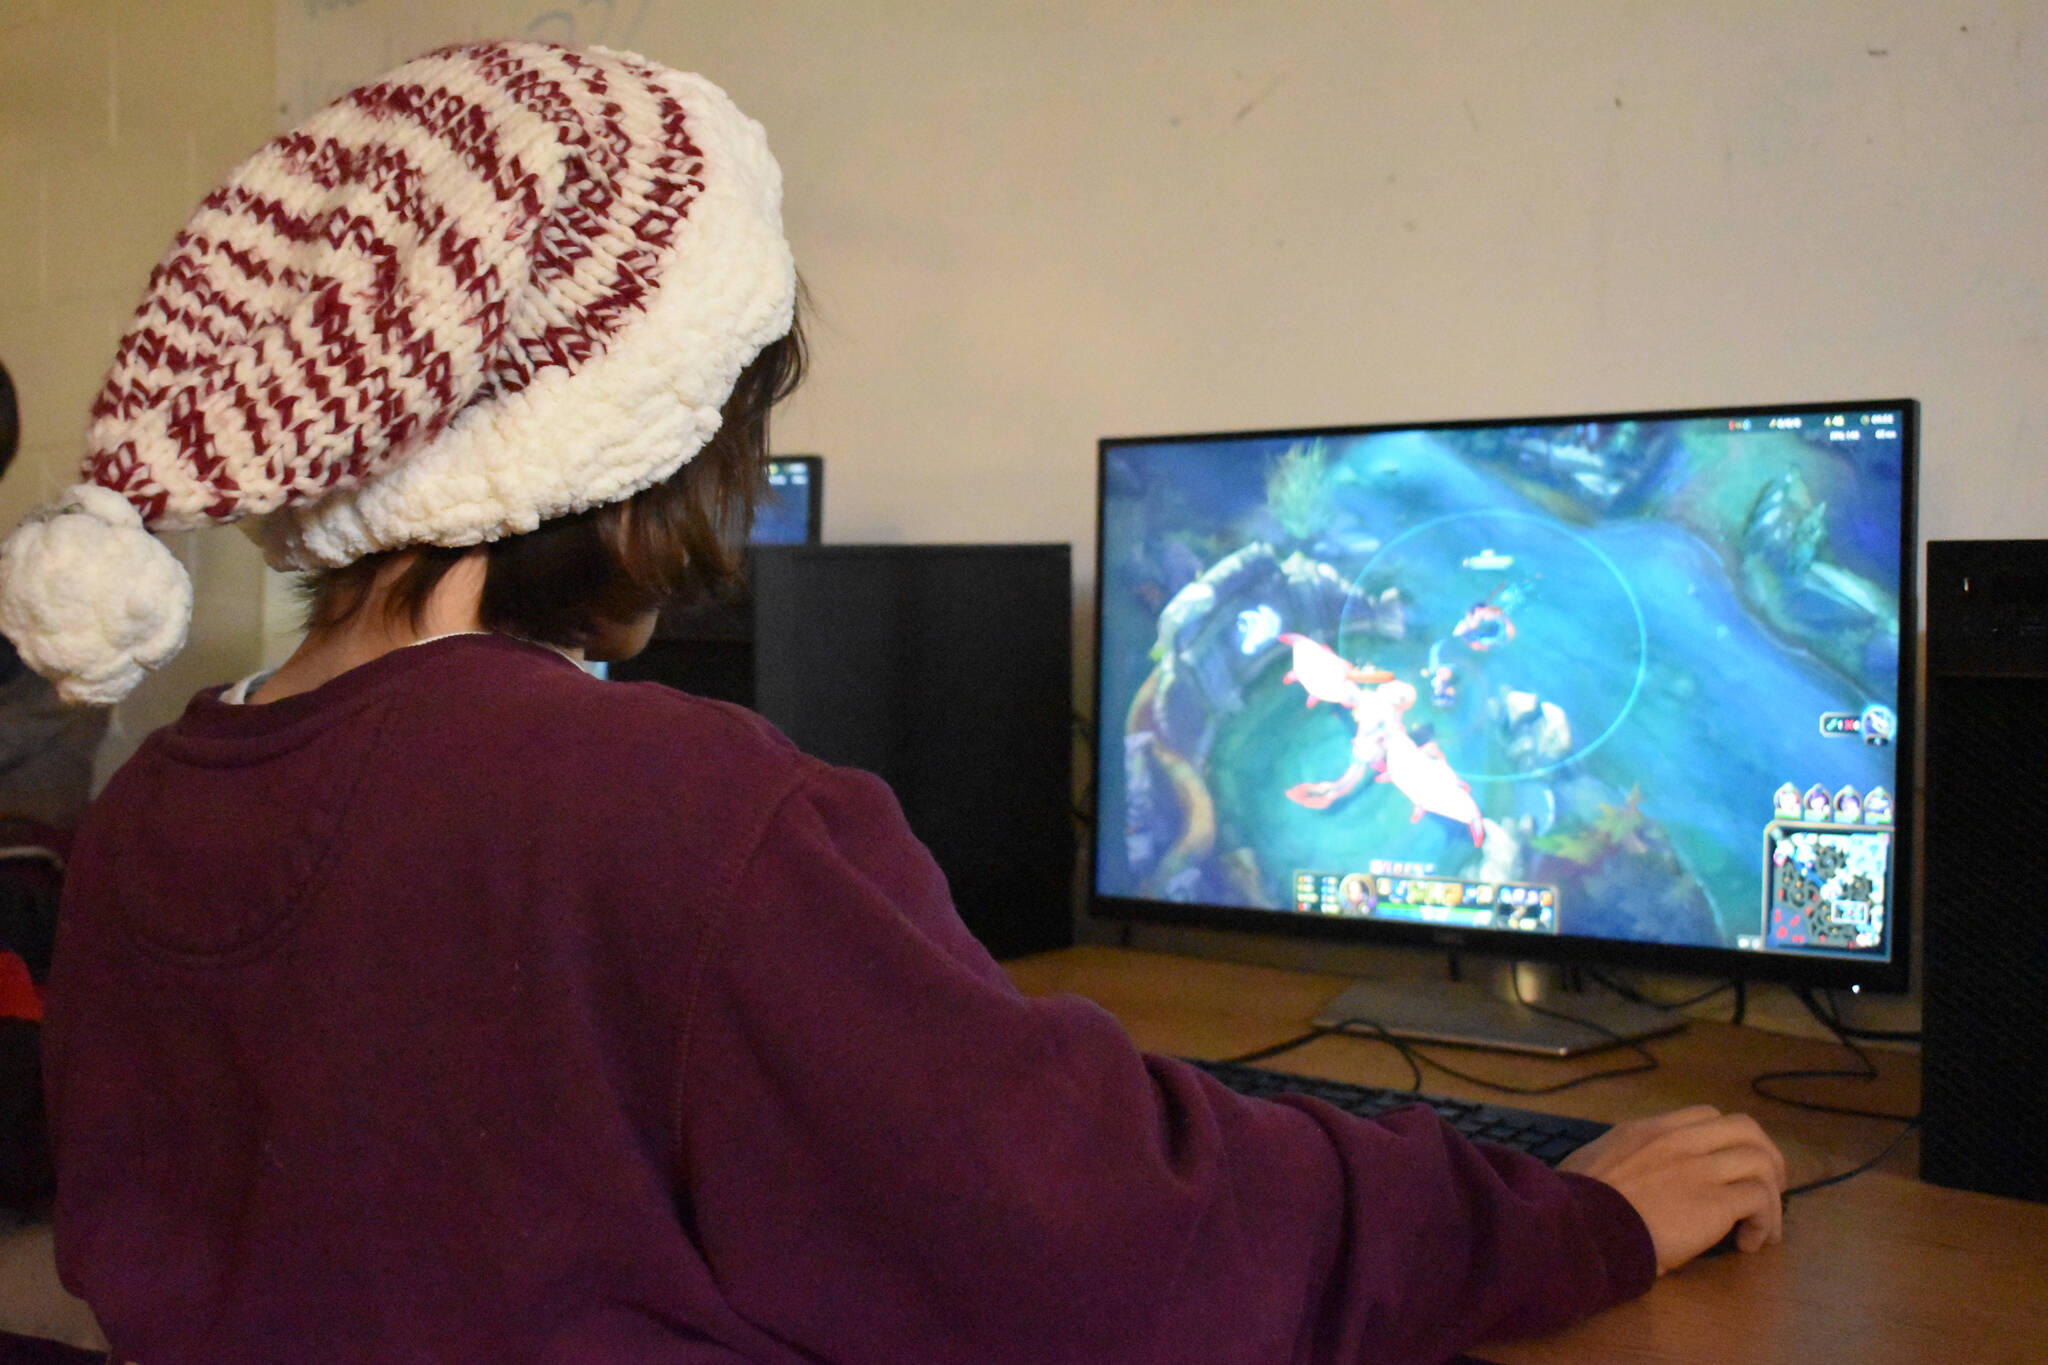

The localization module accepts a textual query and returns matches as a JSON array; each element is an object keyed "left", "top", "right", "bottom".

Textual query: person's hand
[{"left": 1558, "top": 1105, "right": 1787, "bottom": 1273}]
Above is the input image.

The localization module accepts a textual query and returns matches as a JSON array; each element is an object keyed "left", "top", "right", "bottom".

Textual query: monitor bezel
[{"left": 1091, "top": 398, "right": 1920, "bottom": 994}]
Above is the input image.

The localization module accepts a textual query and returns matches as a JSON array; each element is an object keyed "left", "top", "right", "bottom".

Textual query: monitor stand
[{"left": 1312, "top": 961, "right": 1685, "bottom": 1059}]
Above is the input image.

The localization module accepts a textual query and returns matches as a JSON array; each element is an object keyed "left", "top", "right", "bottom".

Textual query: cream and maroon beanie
[{"left": 0, "top": 40, "right": 796, "bottom": 705}]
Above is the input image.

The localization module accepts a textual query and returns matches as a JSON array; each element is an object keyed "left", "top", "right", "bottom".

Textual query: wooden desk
[{"left": 1003, "top": 946, "right": 2048, "bottom": 1365}]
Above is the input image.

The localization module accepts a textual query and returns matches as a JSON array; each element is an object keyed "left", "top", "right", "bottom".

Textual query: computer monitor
[
  {"left": 1094, "top": 399, "right": 1918, "bottom": 1052},
  {"left": 755, "top": 455, "right": 823, "bottom": 545},
  {"left": 599, "top": 455, "right": 823, "bottom": 686}
]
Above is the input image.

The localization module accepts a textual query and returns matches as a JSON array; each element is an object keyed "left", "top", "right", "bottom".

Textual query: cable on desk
[
  {"left": 1587, "top": 969, "right": 1743, "bottom": 1021},
  {"left": 1231, "top": 982, "right": 1919, "bottom": 1194},
  {"left": 1781, "top": 1120, "right": 1922, "bottom": 1200},
  {"left": 1797, "top": 984, "right": 1920, "bottom": 1044},
  {"left": 1220, "top": 1029, "right": 1334, "bottom": 1067},
  {"left": 1325, "top": 988, "right": 1662, "bottom": 1099},
  {"left": 1215, "top": 1025, "right": 1425, "bottom": 1091},
  {"left": 1752, "top": 991, "right": 1922, "bottom": 1197},
  {"left": 1337, "top": 1018, "right": 1428, "bottom": 1093},
  {"left": 1749, "top": 994, "right": 1919, "bottom": 1123},
  {"left": 1219, "top": 965, "right": 1670, "bottom": 1097},
  {"left": 1381, "top": 973, "right": 1663, "bottom": 1096}
]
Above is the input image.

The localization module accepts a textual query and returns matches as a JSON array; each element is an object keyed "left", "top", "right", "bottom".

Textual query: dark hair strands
[{"left": 300, "top": 299, "right": 808, "bottom": 649}]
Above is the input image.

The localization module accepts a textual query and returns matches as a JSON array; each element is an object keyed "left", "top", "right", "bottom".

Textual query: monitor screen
[
  {"left": 754, "top": 455, "right": 823, "bottom": 545},
  {"left": 1094, "top": 400, "right": 1918, "bottom": 990}
]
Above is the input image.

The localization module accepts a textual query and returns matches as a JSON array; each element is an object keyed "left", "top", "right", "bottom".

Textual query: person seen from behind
[{"left": 0, "top": 39, "right": 1784, "bottom": 1363}]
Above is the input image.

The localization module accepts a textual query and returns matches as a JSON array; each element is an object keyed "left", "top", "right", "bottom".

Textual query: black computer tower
[
  {"left": 623, "top": 595, "right": 758, "bottom": 708},
  {"left": 616, "top": 544, "right": 1077, "bottom": 960},
  {"left": 1919, "top": 539, "right": 2048, "bottom": 1204}
]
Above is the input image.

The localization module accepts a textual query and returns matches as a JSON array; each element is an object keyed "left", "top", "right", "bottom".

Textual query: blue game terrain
[{"left": 1099, "top": 411, "right": 1906, "bottom": 963}]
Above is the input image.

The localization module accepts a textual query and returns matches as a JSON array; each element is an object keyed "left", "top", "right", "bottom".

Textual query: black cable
[
  {"left": 1749, "top": 1060, "right": 1908, "bottom": 1120},
  {"left": 1583, "top": 967, "right": 1746, "bottom": 1025},
  {"left": 1266, "top": 963, "right": 1669, "bottom": 1097},
  {"left": 1228, "top": 974, "right": 1917, "bottom": 1196},
  {"left": 1750, "top": 992, "right": 1918, "bottom": 1123},
  {"left": 1797, "top": 985, "right": 1921, "bottom": 1044},
  {"left": 1587, "top": 968, "right": 1740, "bottom": 1015},
  {"left": 1222, "top": 1022, "right": 1429, "bottom": 1092},
  {"left": 1220, "top": 1031, "right": 1335, "bottom": 1072},
  {"left": 1487, "top": 981, "right": 1917, "bottom": 1192},
  {"left": 1220, "top": 1030, "right": 1335, "bottom": 1067},
  {"left": 1583, "top": 968, "right": 1650, "bottom": 1003},
  {"left": 1782, "top": 1120, "right": 1921, "bottom": 1200},
  {"left": 1329, "top": 976, "right": 1663, "bottom": 1098},
  {"left": 1216, "top": 999, "right": 1655, "bottom": 1098},
  {"left": 1328, "top": 1018, "right": 1426, "bottom": 1092}
]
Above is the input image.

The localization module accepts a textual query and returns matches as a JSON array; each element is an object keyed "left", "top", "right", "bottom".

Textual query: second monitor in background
[
  {"left": 598, "top": 456, "right": 821, "bottom": 692},
  {"left": 755, "top": 455, "right": 823, "bottom": 545}
]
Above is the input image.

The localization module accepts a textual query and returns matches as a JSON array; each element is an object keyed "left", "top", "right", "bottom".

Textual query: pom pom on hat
[
  {"left": 0, "top": 484, "right": 191, "bottom": 706},
  {"left": 0, "top": 39, "right": 796, "bottom": 704}
]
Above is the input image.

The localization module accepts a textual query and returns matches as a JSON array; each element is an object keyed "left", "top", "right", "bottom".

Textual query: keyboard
[{"left": 1189, "top": 1057, "right": 1610, "bottom": 1166}]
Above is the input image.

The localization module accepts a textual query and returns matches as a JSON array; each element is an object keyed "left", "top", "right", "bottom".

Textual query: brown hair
[{"left": 303, "top": 304, "right": 807, "bottom": 649}]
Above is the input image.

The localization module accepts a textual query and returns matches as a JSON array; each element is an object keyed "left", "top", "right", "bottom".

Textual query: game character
[
  {"left": 1285, "top": 675, "right": 1415, "bottom": 805},
  {"left": 1377, "top": 727, "right": 1487, "bottom": 846},
  {"left": 1277, "top": 633, "right": 1394, "bottom": 708},
  {"left": 1282, "top": 658, "right": 1486, "bottom": 847},
  {"left": 1237, "top": 603, "right": 1283, "bottom": 655},
  {"left": 1453, "top": 601, "right": 1515, "bottom": 650},
  {"left": 1773, "top": 783, "right": 1803, "bottom": 820},
  {"left": 1427, "top": 662, "right": 1458, "bottom": 707},
  {"left": 1453, "top": 581, "right": 1519, "bottom": 652}
]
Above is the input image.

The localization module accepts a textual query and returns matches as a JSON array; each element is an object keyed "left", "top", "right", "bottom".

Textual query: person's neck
[{"left": 251, "top": 551, "right": 580, "bottom": 705}]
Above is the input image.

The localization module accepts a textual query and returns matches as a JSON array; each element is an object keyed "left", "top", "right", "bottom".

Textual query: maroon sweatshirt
[{"left": 45, "top": 633, "right": 1651, "bottom": 1362}]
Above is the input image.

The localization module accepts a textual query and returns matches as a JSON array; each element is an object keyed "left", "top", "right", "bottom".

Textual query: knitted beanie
[{"left": 0, "top": 40, "right": 796, "bottom": 705}]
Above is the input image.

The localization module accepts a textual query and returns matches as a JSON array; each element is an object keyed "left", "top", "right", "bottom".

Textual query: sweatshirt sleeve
[{"left": 673, "top": 762, "right": 1654, "bottom": 1365}]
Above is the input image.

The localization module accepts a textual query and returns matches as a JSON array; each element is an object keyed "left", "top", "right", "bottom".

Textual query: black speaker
[
  {"left": 1919, "top": 539, "right": 2048, "bottom": 1203},
  {"left": 618, "top": 544, "right": 1077, "bottom": 960}
]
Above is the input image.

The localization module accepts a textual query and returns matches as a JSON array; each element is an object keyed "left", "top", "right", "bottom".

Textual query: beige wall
[
  {"left": 0, "top": 0, "right": 277, "bottom": 761},
  {"left": 275, "top": 1, "right": 2048, "bottom": 562},
  {"left": 0, "top": 3, "right": 276, "bottom": 1345}
]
